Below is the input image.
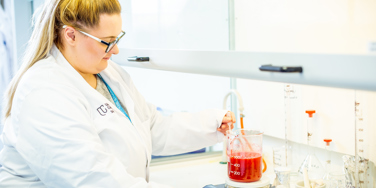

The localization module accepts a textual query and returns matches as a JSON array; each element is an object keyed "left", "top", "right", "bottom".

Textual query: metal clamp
[
  {"left": 259, "top": 64, "right": 303, "bottom": 73},
  {"left": 127, "top": 56, "right": 150, "bottom": 62}
]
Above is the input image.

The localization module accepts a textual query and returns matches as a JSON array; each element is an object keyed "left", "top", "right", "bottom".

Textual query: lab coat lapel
[
  {"left": 51, "top": 46, "right": 129, "bottom": 122},
  {"left": 100, "top": 67, "right": 151, "bottom": 164},
  {"left": 99, "top": 69, "right": 136, "bottom": 124}
]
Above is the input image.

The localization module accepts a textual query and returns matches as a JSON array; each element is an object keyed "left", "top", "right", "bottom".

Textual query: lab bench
[
  {"left": 149, "top": 136, "right": 276, "bottom": 187},
  {"left": 149, "top": 135, "right": 376, "bottom": 187},
  {"left": 150, "top": 151, "right": 254, "bottom": 187}
]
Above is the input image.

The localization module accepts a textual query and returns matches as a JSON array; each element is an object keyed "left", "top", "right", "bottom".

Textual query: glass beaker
[
  {"left": 328, "top": 171, "right": 346, "bottom": 188},
  {"left": 342, "top": 155, "right": 369, "bottom": 188},
  {"left": 273, "top": 145, "right": 292, "bottom": 187},
  {"left": 227, "top": 129, "right": 266, "bottom": 183}
]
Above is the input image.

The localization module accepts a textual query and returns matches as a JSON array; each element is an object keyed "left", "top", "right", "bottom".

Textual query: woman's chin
[{"left": 97, "top": 60, "right": 108, "bottom": 72}]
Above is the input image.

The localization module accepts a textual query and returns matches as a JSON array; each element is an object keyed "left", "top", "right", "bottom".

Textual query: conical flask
[
  {"left": 322, "top": 138, "right": 332, "bottom": 181},
  {"left": 298, "top": 110, "right": 325, "bottom": 179}
]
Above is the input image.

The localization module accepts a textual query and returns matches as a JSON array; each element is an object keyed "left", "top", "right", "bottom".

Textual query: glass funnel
[
  {"left": 322, "top": 138, "right": 332, "bottom": 181},
  {"left": 298, "top": 110, "right": 325, "bottom": 179}
]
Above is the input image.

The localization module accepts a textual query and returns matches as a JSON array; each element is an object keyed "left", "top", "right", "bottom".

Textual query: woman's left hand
[{"left": 217, "top": 111, "right": 236, "bottom": 135}]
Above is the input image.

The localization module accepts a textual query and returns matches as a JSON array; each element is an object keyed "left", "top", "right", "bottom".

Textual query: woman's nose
[{"left": 109, "top": 44, "right": 119, "bottom": 55}]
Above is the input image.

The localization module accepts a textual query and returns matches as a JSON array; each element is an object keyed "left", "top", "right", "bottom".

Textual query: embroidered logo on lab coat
[{"left": 97, "top": 103, "right": 115, "bottom": 116}]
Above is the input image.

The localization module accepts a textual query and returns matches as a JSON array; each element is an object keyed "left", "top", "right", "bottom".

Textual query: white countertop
[{"left": 149, "top": 152, "right": 275, "bottom": 188}]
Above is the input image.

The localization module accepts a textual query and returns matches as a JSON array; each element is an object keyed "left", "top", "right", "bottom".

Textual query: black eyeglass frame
[{"left": 63, "top": 25, "right": 126, "bottom": 53}]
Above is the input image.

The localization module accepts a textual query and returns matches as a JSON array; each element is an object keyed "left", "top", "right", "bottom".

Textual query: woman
[{"left": 0, "top": 0, "right": 235, "bottom": 187}]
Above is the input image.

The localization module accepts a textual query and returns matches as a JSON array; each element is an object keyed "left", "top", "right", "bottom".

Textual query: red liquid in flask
[{"left": 228, "top": 152, "right": 262, "bottom": 182}]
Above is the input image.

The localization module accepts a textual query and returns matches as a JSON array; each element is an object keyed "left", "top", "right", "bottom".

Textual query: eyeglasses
[{"left": 63, "top": 25, "right": 126, "bottom": 53}]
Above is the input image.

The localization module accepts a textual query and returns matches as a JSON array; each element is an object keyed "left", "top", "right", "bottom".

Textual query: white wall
[
  {"left": 233, "top": 2, "right": 376, "bottom": 182},
  {"left": 121, "top": 66, "right": 230, "bottom": 114},
  {"left": 234, "top": 0, "right": 376, "bottom": 54},
  {"left": 118, "top": 0, "right": 229, "bottom": 50},
  {"left": 118, "top": 0, "right": 231, "bottom": 113}
]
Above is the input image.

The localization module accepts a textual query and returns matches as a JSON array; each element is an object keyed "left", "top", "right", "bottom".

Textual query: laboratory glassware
[
  {"left": 272, "top": 145, "right": 292, "bottom": 187},
  {"left": 298, "top": 110, "right": 325, "bottom": 179},
  {"left": 227, "top": 129, "right": 266, "bottom": 183},
  {"left": 351, "top": 93, "right": 370, "bottom": 188},
  {"left": 322, "top": 138, "right": 332, "bottom": 181},
  {"left": 283, "top": 84, "right": 301, "bottom": 171},
  {"left": 273, "top": 84, "right": 296, "bottom": 188},
  {"left": 284, "top": 84, "right": 295, "bottom": 153},
  {"left": 221, "top": 90, "right": 245, "bottom": 164},
  {"left": 343, "top": 155, "right": 369, "bottom": 188},
  {"left": 274, "top": 167, "right": 290, "bottom": 188},
  {"left": 327, "top": 171, "right": 346, "bottom": 188},
  {"left": 221, "top": 90, "right": 268, "bottom": 172}
]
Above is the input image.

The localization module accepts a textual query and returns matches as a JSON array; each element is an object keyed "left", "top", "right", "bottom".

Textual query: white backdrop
[{"left": 117, "top": 0, "right": 231, "bottom": 114}]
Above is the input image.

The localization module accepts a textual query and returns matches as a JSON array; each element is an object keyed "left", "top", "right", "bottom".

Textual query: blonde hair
[{"left": 3, "top": 0, "right": 121, "bottom": 119}]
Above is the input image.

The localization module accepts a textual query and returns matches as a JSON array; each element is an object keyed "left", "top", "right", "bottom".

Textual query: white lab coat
[{"left": 0, "top": 45, "right": 227, "bottom": 188}]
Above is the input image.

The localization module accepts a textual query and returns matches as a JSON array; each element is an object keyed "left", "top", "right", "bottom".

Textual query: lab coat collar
[
  {"left": 50, "top": 45, "right": 135, "bottom": 122},
  {"left": 50, "top": 45, "right": 89, "bottom": 87},
  {"left": 99, "top": 65, "right": 136, "bottom": 125}
]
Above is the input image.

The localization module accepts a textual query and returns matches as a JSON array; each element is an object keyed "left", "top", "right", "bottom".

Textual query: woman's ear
[{"left": 63, "top": 26, "right": 77, "bottom": 46}]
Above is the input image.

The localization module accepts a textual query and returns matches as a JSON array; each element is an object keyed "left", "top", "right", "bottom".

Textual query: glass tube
[
  {"left": 323, "top": 139, "right": 332, "bottom": 181},
  {"left": 298, "top": 110, "right": 325, "bottom": 180}
]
